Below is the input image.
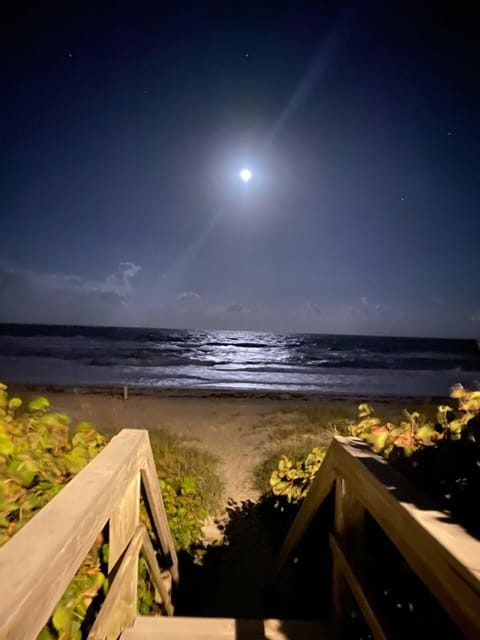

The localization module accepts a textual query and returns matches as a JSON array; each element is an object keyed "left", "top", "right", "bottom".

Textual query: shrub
[
  {"left": 268, "top": 385, "right": 480, "bottom": 505},
  {"left": 0, "top": 382, "right": 106, "bottom": 545},
  {"left": 0, "top": 384, "right": 222, "bottom": 637},
  {"left": 160, "top": 476, "right": 207, "bottom": 551},
  {"left": 0, "top": 383, "right": 107, "bottom": 639},
  {"left": 269, "top": 447, "right": 326, "bottom": 503},
  {"left": 350, "top": 385, "right": 480, "bottom": 458},
  {"left": 151, "top": 432, "right": 223, "bottom": 515}
]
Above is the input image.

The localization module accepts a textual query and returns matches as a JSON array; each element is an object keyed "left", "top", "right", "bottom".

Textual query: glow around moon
[{"left": 240, "top": 168, "right": 252, "bottom": 182}]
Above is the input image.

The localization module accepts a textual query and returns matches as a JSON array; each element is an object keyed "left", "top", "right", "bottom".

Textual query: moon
[{"left": 240, "top": 168, "right": 252, "bottom": 182}]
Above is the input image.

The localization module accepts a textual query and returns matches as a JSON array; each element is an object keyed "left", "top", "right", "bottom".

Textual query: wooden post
[
  {"left": 123, "top": 385, "right": 129, "bottom": 400},
  {"left": 332, "top": 476, "right": 365, "bottom": 637},
  {"left": 107, "top": 470, "right": 141, "bottom": 633}
]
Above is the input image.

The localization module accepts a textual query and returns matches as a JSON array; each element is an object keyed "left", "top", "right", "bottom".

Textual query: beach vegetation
[
  {"left": 268, "top": 385, "right": 480, "bottom": 508},
  {"left": 0, "top": 383, "right": 107, "bottom": 639},
  {"left": 349, "top": 385, "right": 480, "bottom": 457},
  {"left": 269, "top": 446, "right": 327, "bottom": 503},
  {"left": 252, "top": 442, "right": 325, "bottom": 495},
  {"left": 151, "top": 431, "right": 223, "bottom": 516},
  {"left": 0, "top": 383, "right": 223, "bottom": 638}
]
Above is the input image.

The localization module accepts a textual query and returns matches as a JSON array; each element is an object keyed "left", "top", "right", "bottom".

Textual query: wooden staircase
[
  {"left": 1, "top": 429, "right": 480, "bottom": 639},
  {"left": 120, "top": 616, "right": 331, "bottom": 639}
]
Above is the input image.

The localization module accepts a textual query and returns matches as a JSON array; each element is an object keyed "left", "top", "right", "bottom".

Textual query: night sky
[{"left": 1, "top": 1, "right": 479, "bottom": 337}]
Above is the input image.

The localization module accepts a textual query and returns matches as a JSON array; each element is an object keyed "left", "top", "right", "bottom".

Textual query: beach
[{"left": 13, "top": 385, "right": 445, "bottom": 505}]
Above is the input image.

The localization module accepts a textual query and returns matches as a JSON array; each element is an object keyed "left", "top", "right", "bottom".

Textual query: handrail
[
  {"left": 88, "top": 524, "right": 173, "bottom": 640},
  {"left": 278, "top": 436, "right": 480, "bottom": 640},
  {"left": 0, "top": 429, "right": 178, "bottom": 640}
]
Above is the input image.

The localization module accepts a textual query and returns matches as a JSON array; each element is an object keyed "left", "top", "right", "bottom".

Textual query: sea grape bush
[
  {"left": 0, "top": 383, "right": 210, "bottom": 638},
  {"left": 270, "top": 385, "right": 480, "bottom": 503},
  {"left": 0, "top": 383, "right": 107, "bottom": 639},
  {"left": 0, "top": 383, "right": 106, "bottom": 546},
  {"left": 351, "top": 384, "right": 480, "bottom": 456},
  {"left": 269, "top": 447, "right": 326, "bottom": 503},
  {"left": 160, "top": 475, "right": 207, "bottom": 551}
]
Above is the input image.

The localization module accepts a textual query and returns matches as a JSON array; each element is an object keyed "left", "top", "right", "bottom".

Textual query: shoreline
[{"left": 6, "top": 381, "right": 452, "bottom": 405}]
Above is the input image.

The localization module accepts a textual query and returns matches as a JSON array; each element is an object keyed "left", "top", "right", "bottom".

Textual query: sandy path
[{"left": 41, "top": 393, "right": 321, "bottom": 502}]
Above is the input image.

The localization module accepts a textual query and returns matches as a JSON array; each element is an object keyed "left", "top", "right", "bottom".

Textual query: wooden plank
[
  {"left": 109, "top": 472, "right": 141, "bottom": 571},
  {"left": 276, "top": 451, "right": 336, "bottom": 573},
  {"left": 141, "top": 435, "right": 179, "bottom": 583},
  {"left": 331, "top": 437, "right": 480, "bottom": 640},
  {"left": 332, "top": 477, "right": 365, "bottom": 635},
  {"left": 330, "top": 534, "right": 388, "bottom": 640},
  {"left": 334, "top": 476, "right": 365, "bottom": 554},
  {"left": 122, "top": 616, "right": 332, "bottom": 639},
  {"left": 88, "top": 525, "right": 145, "bottom": 640},
  {"left": 0, "top": 429, "right": 149, "bottom": 640},
  {"left": 140, "top": 527, "right": 174, "bottom": 616},
  {"left": 108, "top": 471, "right": 141, "bottom": 629}
]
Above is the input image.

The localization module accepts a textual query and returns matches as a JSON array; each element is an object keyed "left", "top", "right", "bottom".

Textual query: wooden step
[{"left": 120, "top": 615, "right": 332, "bottom": 639}]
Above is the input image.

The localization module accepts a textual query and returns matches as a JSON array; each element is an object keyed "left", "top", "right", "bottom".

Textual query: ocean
[{"left": 0, "top": 324, "right": 479, "bottom": 397}]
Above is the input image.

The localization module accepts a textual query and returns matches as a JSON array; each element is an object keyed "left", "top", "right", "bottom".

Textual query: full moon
[{"left": 240, "top": 168, "right": 252, "bottom": 182}]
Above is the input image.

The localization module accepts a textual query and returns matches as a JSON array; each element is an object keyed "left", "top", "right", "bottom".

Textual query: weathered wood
[
  {"left": 278, "top": 436, "right": 480, "bottom": 639},
  {"left": 334, "top": 476, "right": 365, "bottom": 554},
  {"left": 88, "top": 525, "right": 174, "bottom": 640},
  {"left": 0, "top": 429, "right": 148, "bottom": 640},
  {"left": 331, "top": 436, "right": 480, "bottom": 639},
  {"left": 109, "top": 472, "right": 141, "bottom": 571},
  {"left": 332, "top": 477, "right": 365, "bottom": 635},
  {"left": 140, "top": 527, "right": 174, "bottom": 616},
  {"left": 108, "top": 471, "right": 141, "bottom": 629},
  {"left": 141, "top": 435, "right": 179, "bottom": 583},
  {"left": 88, "top": 525, "right": 145, "bottom": 640},
  {"left": 121, "top": 616, "right": 333, "bottom": 639},
  {"left": 276, "top": 452, "right": 336, "bottom": 573},
  {"left": 330, "top": 535, "right": 388, "bottom": 640}
]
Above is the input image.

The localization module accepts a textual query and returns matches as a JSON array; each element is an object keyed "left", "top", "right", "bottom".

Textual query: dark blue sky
[{"left": 1, "top": 1, "right": 479, "bottom": 337}]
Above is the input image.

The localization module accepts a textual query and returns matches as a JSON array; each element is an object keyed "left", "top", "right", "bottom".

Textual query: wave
[{"left": 0, "top": 325, "right": 479, "bottom": 396}]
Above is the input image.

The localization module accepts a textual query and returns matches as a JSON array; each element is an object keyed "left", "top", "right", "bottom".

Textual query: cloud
[
  {"left": 0, "top": 263, "right": 477, "bottom": 338},
  {"left": 0, "top": 263, "right": 142, "bottom": 325},
  {"left": 106, "top": 262, "right": 141, "bottom": 292},
  {"left": 177, "top": 291, "right": 201, "bottom": 303},
  {"left": 224, "top": 302, "right": 250, "bottom": 314}
]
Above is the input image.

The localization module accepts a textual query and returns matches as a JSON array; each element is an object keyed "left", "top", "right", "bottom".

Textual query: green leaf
[
  {"left": 52, "top": 605, "right": 72, "bottom": 633},
  {"left": 364, "top": 428, "right": 389, "bottom": 452},
  {"left": 8, "top": 397, "right": 22, "bottom": 410},
  {"left": 0, "top": 435, "right": 14, "bottom": 455},
  {"left": 416, "top": 425, "right": 436, "bottom": 446},
  {"left": 8, "top": 459, "right": 36, "bottom": 487},
  {"left": 182, "top": 476, "right": 196, "bottom": 495},
  {"left": 75, "top": 421, "right": 94, "bottom": 434},
  {"left": 28, "top": 397, "right": 50, "bottom": 412},
  {"left": 448, "top": 419, "right": 464, "bottom": 434}
]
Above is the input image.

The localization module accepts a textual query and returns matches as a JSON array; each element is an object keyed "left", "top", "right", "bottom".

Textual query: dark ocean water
[{"left": 0, "top": 324, "right": 479, "bottom": 396}]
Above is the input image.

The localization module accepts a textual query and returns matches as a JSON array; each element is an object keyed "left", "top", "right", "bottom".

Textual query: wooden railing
[
  {"left": 278, "top": 436, "right": 480, "bottom": 640},
  {"left": 0, "top": 429, "right": 178, "bottom": 640}
]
